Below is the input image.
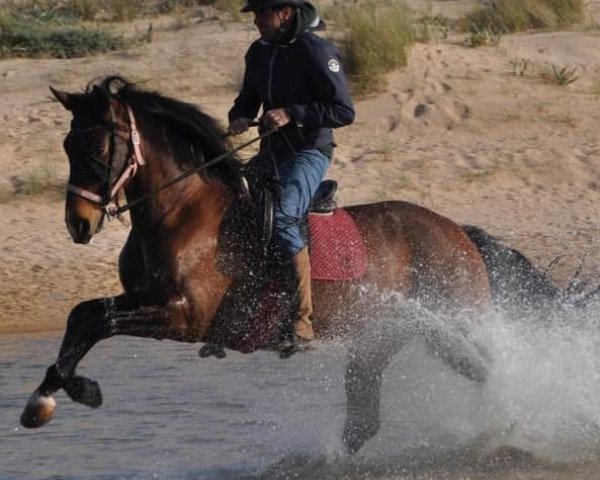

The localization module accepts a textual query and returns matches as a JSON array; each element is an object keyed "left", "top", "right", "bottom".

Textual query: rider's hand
[
  {"left": 261, "top": 109, "right": 291, "bottom": 130},
  {"left": 228, "top": 117, "right": 252, "bottom": 136}
]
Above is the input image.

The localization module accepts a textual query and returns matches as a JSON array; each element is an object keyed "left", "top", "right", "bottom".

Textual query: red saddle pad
[
  {"left": 308, "top": 208, "right": 367, "bottom": 281},
  {"left": 215, "top": 208, "right": 368, "bottom": 353}
]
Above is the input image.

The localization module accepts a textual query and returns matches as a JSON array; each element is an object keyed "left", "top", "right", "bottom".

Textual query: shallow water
[{"left": 3, "top": 304, "right": 600, "bottom": 480}]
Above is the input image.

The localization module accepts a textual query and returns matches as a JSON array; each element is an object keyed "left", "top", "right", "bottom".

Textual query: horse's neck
[{"left": 124, "top": 126, "right": 234, "bottom": 236}]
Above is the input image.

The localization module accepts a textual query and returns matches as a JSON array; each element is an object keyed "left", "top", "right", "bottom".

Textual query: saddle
[
  {"left": 242, "top": 177, "right": 339, "bottom": 252},
  {"left": 215, "top": 173, "right": 336, "bottom": 280},
  {"left": 206, "top": 176, "right": 366, "bottom": 355}
]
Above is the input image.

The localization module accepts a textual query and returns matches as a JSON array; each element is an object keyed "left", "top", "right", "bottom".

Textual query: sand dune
[{"left": 1, "top": 1, "right": 600, "bottom": 333}]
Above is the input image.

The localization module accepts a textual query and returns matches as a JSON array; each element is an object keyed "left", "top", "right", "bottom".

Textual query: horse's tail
[{"left": 462, "top": 225, "right": 562, "bottom": 313}]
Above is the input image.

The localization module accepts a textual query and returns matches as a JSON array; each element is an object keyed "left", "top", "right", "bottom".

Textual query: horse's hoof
[
  {"left": 343, "top": 436, "right": 363, "bottom": 455},
  {"left": 342, "top": 419, "right": 380, "bottom": 455},
  {"left": 64, "top": 376, "right": 102, "bottom": 408},
  {"left": 198, "top": 343, "right": 226, "bottom": 359},
  {"left": 484, "top": 445, "right": 536, "bottom": 468},
  {"left": 20, "top": 392, "right": 56, "bottom": 428},
  {"left": 342, "top": 427, "right": 365, "bottom": 455}
]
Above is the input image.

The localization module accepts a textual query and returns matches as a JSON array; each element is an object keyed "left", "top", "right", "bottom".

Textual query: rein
[
  {"left": 113, "top": 126, "right": 276, "bottom": 216},
  {"left": 67, "top": 106, "right": 276, "bottom": 220}
]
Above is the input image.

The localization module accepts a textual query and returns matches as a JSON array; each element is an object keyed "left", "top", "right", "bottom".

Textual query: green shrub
[
  {"left": 0, "top": 13, "right": 126, "bottom": 58},
  {"left": 465, "top": 25, "right": 502, "bottom": 47},
  {"left": 1, "top": 0, "right": 101, "bottom": 22},
  {"left": 342, "top": 4, "right": 413, "bottom": 94},
  {"left": 463, "top": 0, "right": 586, "bottom": 34},
  {"left": 1, "top": 0, "right": 201, "bottom": 21}
]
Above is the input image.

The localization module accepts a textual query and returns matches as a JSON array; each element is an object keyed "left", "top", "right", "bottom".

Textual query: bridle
[
  {"left": 66, "top": 104, "right": 145, "bottom": 219},
  {"left": 67, "top": 103, "right": 277, "bottom": 221}
]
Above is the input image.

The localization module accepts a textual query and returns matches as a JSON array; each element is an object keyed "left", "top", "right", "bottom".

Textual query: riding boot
[
  {"left": 292, "top": 246, "right": 315, "bottom": 341},
  {"left": 280, "top": 246, "right": 314, "bottom": 358}
]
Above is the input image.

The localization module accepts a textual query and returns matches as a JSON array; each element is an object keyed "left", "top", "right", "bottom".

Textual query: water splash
[
  {"left": 5, "top": 297, "right": 600, "bottom": 480},
  {"left": 241, "top": 296, "right": 600, "bottom": 479}
]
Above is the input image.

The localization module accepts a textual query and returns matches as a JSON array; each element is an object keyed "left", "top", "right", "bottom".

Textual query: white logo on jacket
[{"left": 328, "top": 59, "right": 340, "bottom": 73}]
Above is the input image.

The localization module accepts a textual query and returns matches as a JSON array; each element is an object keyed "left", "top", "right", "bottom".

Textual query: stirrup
[{"left": 198, "top": 343, "right": 227, "bottom": 359}]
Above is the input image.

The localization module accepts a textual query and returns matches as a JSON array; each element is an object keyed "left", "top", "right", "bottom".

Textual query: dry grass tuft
[
  {"left": 464, "top": 25, "right": 502, "bottom": 47},
  {"left": 102, "top": 0, "right": 145, "bottom": 22},
  {"left": 462, "top": 0, "right": 586, "bottom": 34},
  {"left": 0, "top": 0, "right": 202, "bottom": 22},
  {"left": 509, "top": 57, "right": 530, "bottom": 76},
  {"left": 64, "top": 0, "right": 101, "bottom": 21},
  {"left": 215, "top": 0, "right": 245, "bottom": 22},
  {"left": 541, "top": 63, "right": 579, "bottom": 86},
  {"left": 336, "top": 3, "right": 413, "bottom": 95},
  {"left": 413, "top": 14, "right": 452, "bottom": 43},
  {"left": 7, "top": 162, "right": 64, "bottom": 200}
]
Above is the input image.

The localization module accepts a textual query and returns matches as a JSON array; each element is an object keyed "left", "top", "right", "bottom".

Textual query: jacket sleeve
[
  {"left": 286, "top": 41, "right": 355, "bottom": 128},
  {"left": 228, "top": 49, "right": 262, "bottom": 123}
]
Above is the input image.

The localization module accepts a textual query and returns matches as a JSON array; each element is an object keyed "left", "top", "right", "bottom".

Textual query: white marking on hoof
[
  {"left": 21, "top": 391, "right": 56, "bottom": 428},
  {"left": 27, "top": 392, "right": 56, "bottom": 408}
]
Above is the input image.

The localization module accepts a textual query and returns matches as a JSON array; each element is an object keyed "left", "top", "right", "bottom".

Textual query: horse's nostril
[{"left": 75, "top": 218, "right": 90, "bottom": 240}]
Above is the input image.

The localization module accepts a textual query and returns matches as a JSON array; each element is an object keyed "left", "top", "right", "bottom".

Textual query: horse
[{"left": 21, "top": 76, "right": 493, "bottom": 454}]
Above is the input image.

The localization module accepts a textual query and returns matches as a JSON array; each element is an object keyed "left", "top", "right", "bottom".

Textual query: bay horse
[{"left": 21, "top": 76, "right": 492, "bottom": 454}]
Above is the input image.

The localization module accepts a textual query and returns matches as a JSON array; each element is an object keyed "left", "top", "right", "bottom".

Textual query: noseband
[{"left": 67, "top": 104, "right": 145, "bottom": 218}]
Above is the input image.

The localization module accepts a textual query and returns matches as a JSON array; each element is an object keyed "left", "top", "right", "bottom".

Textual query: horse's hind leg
[
  {"left": 343, "top": 350, "right": 389, "bottom": 454},
  {"left": 342, "top": 306, "right": 488, "bottom": 454},
  {"left": 343, "top": 323, "right": 406, "bottom": 454},
  {"left": 419, "top": 311, "right": 488, "bottom": 384}
]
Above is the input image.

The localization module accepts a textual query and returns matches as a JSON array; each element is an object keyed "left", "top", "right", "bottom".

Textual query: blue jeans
[{"left": 274, "top": 149, "right": 330, "bottom": 256}]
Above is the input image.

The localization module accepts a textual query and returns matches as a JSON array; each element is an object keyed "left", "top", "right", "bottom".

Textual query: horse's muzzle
[
  {"left": 65, "top": 198, "right": 105, "bottom": 243},
  {"left": 69, "top": 217, "right": 93, "bottom": 244}
]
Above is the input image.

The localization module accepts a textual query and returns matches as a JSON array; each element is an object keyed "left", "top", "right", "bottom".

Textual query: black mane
[{"left": 88, "top": 75, "right": 242, "bottom": 188}]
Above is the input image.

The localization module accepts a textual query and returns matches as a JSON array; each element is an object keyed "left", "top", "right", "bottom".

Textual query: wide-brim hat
[{"left": 240, "top": 0, "right": 306, "bottom": 13}]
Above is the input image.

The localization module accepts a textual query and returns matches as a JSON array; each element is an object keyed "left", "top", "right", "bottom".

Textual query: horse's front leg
[
  {"left": 20, "top": 296, "right": 125, "bottom": 428},
  {"left": 20, "top": 295, "right": 180, "bottom": 428}
]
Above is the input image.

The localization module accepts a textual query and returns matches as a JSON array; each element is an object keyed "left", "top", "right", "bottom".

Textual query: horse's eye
[{"left": 93, "top": 144, "right": 106, "bottom": 156}]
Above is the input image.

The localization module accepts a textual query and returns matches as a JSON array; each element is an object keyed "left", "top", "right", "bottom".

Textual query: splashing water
[
  {"left": 4, "top": 296, "right": 600, "bottom": 480},
  {"left": 239, "top": 295, "right": 600, "bottom": 479}
]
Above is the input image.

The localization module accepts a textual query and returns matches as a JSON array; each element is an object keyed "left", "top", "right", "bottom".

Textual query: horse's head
[{"left": 51, "top": 85, "right": 139, "bottom": 243}]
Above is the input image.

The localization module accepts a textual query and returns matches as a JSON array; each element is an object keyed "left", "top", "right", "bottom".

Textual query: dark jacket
[{"left": 228, "top": 11, "right": 355, "bottom": 159}]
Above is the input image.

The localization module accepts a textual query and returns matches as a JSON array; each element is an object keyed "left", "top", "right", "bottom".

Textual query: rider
[{"left": 228, "top": 0, "right": 355, "bottom": 356}]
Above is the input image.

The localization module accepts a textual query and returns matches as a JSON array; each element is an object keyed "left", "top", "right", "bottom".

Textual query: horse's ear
[{"left": 50, "top": 86, "right": 74, "bottom": 111}]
